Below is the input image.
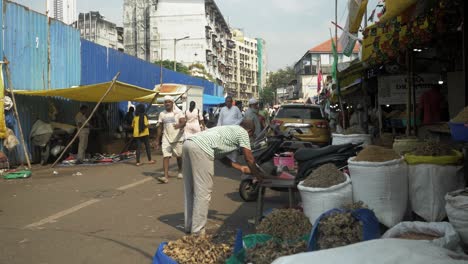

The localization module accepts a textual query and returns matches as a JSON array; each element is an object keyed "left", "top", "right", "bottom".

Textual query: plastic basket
[{"left": 449, "top": 122, "right": 468, "bottom": 142}]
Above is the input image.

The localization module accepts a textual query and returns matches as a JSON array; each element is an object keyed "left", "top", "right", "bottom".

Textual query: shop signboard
[{"left": 378, "top": 74, "right": 439, "bottom": 105}]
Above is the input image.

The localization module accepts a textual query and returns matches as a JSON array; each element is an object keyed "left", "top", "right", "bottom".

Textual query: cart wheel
[{"left": 239, "top": 179, "right": 259, "bottom": 202}]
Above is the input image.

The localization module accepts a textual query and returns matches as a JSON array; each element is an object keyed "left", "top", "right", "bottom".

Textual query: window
[
  {"left": 320, "top": 54, "right": 330, "bottom": 65},
  {"left": 275, "top": 106, "right": 323, "bottom": 119}
]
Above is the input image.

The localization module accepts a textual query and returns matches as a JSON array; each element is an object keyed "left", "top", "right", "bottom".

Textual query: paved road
[{"left": 0, "top": 153, "right": 291, "bottom": 264}]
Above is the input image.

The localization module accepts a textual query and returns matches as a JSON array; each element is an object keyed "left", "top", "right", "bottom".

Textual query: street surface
[{"left": 0, "top": 153, "right": 290, "bottom": 264}]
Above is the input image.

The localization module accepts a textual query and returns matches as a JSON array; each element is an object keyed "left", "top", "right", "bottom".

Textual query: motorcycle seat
[{"left": 294, "top": 143, "right": 354, "bottom": 162}]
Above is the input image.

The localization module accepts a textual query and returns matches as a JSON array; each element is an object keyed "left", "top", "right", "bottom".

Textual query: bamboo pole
[
  {"left": 3, "top": 58, "right": 32, "bottom": 169},
  {"left": 406, "top": 50, "right": 412, "bottom": 137},
  {"left": 51, "top": 72, "right": 121, "bottom": 168}
]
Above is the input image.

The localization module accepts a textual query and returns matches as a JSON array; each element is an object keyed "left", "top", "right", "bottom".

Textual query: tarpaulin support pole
[
  {"left": 406, "top": 50, "right": 412, "bottom": 137},
  {"left": 3, "top": 58, "right": 32, "bottom": 169},
  {"left": 51, "top": 72, "right": 121, "bottom": 168}
]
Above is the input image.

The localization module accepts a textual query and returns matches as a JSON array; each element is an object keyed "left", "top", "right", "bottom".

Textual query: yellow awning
[{"left": 15, "top": 81, "right": 159, "bottom": 103}]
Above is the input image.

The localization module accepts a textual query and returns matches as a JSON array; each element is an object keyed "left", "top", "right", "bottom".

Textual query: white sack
[
  {"left": 409, "top": 164, "right": 464, "bottom": 222},
  {"left": 446, "top": 188, "right": 468, "bottom": 246},
  {"left": 332, "top": 133, "right": 372, "bottom": 146},
  {"left": 348, "top": 157, "right": 408, "bottom": 227},
  {"left": 272, "top": 239, "right": 468, "bottom": 264},
  {"left": 382, "top": 221, "right": 461, "bottom": 252},
  {"left": 298, "top": 173, "right": 353, "bottom": 225}
]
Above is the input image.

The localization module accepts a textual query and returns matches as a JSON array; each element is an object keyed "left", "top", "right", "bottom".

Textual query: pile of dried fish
[
  {"left": 257, "top": 209, "right": 312, "bottom": 241},
  {"left": 246, "top": 240, "right": 307, "bottom": 264},
  {"left": 412, "top": 141, "right": 454, "bottom": 156},
  {"left": 302, "top": 163, "right": 346, "bottom": 188},
  {"left": 395, "top": 232, "right": 441, "bottom": 240},
  {"left": 316, "top": 202, "right": 367, "bottom": 250},
  {"left": 451, "top": 106, "right": 468, "bottom": 123},
  {"left": 163, "top": 235, "right": 231, "bottom": 264},
  {"left": 354, "top": 145, "right": 400, "bottom": 162}
]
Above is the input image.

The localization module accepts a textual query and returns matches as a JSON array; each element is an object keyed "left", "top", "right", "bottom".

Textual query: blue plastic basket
[{"left": 449, "top": 122, "right": 468, "bottom": 142}]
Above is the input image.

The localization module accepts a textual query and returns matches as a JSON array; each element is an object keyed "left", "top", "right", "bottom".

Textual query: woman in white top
[{"left": 184, "top": 101, "right": 205, "bottom": 139}]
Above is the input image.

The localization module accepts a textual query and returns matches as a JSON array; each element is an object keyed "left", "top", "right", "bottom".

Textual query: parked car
[{"left": 270, "top": 104, "right": 330, "bottom": 146}]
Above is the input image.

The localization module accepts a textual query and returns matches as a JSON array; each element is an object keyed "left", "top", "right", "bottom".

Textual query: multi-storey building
[
  {"left": 294, "top": 39, "right": 360, "bottom": 100},
  {"left": 46, "top": 0, "right": 76, "bottom": 25},
  {"left": 225, "top": 29, "right": 260, "bottom": 104},
  {"left": 123, "top": 0, "right": 231, "bottom": 85},
  {"left": 75, "top": 12, "right": 122, "bottom": 51}
]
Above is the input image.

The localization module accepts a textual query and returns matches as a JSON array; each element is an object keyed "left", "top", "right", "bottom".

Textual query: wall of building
[
  {"left": 1, "top": 1, "right": 223, "bottom": 164},
  {"left": 149, "top": 0, "right": 206, "bottom": 65},
  {"left": 47, "top": 0, "right": 76, "bottom": 25},
  {"left": 77, "top": 12, "right": 119, "bottom": 50}
]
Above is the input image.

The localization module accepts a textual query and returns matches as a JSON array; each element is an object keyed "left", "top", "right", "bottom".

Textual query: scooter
[{"left": 239, "top": 126, "right": 363, "bottom": 202}]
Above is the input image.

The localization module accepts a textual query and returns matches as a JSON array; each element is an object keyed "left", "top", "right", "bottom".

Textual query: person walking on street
[
  {"left": 184, "top": 101, "right": 205, "bottom": 139},
  {"left": 124, "top": 106, "right": 135, "bottom": 139},
  {"left": 217, "top": 96, "right": 243, "bottom": 126},
  {"left": 183, "top": 120, "right": 264, "bottom": 235},
  {"left": 244, "top": 98, "right": 262, "bottom": 139},
  {"left": 156, "top": 96, "right": 186, "bottom": 183},
  {"left": 132, "top": 104, "right": 155, "bottom": 166},
  {"left": 75, "top": 105, "right": 91, "bottom": 164}
]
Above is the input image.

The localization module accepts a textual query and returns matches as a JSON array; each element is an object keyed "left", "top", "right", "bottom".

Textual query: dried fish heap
[
  {"left": 246, "top": 240, "right": 307, "bottom": 264},
  {"left": 257, "top": 209, "right": 312, "bottom": 241},
  {"left": 302, "top": 163, "right": 346, "bottom": 188},
  {"left": 412, "top": 141, "right": 454, "bottom": 156},
  {"left": 316, "top": 202, "right": 367, "bottom": 250},
  {"left": 163, "top": 235, "right": 231, "bottom": 264},
  {"left": 451, "top": 106, "right": 468, "bottom": 123},
  {"left": 354, "top": 145, "right": 401, "bottom": 162}
]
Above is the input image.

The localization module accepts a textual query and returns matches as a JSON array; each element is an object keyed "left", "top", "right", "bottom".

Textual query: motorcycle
[
  {"left": 239, "top": 126, "right": 363, "bottom": 202},
  {"left": 239, "top": 125, "right": 317, "bottom": 202}
]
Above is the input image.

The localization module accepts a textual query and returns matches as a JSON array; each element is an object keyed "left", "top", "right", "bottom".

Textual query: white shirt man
[
  {"left": 217, "top": 96, "right": 243, "bottom": 126},
  {"left": 156, "top": 96, "right": 186, "bottom": 183}
]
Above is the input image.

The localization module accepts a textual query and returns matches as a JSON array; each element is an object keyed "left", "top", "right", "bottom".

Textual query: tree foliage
[
  {"left": 154, "top": 60, "right": 190, "bottom": 75},
  {"left": 266, "top": 66, "right": 296, "bottom": 89},
  {"left": 260, "top": 66, "right": 296, "bottom": 104},
  {"left": 259, "top": 87, "right": 275, "bottom": 105}
]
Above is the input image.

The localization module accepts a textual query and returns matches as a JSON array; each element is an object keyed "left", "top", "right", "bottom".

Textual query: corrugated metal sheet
[
  {"left": 3, "top": 1, "right": 49, "bottom": 90},
  {"left": 49, "top": 19, "right": 81, "bottom": 88},
  {"left": 81, "top": 39, "right": 224, "bottom": 96},
  {"left": 81, "top": 39, "right": 161, "bottom": 89}
]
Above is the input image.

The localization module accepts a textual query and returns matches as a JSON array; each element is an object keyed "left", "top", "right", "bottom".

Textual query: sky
[{"left": 13, "top": 0, "right": 380, "bottom": 71}]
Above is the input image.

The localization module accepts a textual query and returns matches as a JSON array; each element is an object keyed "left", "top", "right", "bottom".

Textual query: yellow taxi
[{"left": 271, "top": 104, "right": 330, "bottom": 146}]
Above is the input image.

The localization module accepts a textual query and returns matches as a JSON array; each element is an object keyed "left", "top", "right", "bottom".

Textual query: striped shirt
[{"left": 188, "top": 125, "right": 251, "bottom": 159}]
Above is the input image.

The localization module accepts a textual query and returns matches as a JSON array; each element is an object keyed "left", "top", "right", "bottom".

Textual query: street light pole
[{"left": 173, "top": 36, "right": 190, "bottom": 71}]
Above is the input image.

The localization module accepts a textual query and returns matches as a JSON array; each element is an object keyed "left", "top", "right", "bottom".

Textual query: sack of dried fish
[
  {"left": 308, "top": 203, "right": 380, "bottom": 251},
  {"left": 405, "top": 141, "right": 463, "bottom": 165},
  {"left": 245, "top": 240, "right": 307, "bottom": 264},
  {"left": 382, "top": 221, "right": 462, "bottom": 252},
  {"left": 154, "top": 235, "right": 231, "bottom": 264},
  {"left": 256, "top": 209, "right": 312, "bottom": 241},
  {"left": 348, "top": 155, "right": 408, "bottom": 227},
  {"left": 445, "top": 188, "right": 468, "bottom": 246},
  {"left": 298, "top": 164, "right": 352, "bottom": 225},
  {"left": 408, "top": 164, "right": 464, "bottom": 222},
  {"left": 272, "top": 239, "right": 467, "bottom": 264},
  {"left": 226, "top": 234, "right": 309, "bottom": 264},
  {"left": 331, "top": 133, "right": 372, "bottom": 146}
]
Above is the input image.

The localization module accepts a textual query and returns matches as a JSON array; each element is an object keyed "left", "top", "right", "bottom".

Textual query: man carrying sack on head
[{"left": 182, "top": 120, "right": 263, "bottom": 235}]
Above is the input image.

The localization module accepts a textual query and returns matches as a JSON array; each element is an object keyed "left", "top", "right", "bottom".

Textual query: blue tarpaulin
[{"left": 203, "top": 94, "right": 225, "bottom": 105}]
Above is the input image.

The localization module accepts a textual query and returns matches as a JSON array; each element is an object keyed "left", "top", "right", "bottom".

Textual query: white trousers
[{"left": 183, "top": 140, "right": 214, "bottom": 234}]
